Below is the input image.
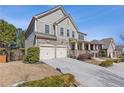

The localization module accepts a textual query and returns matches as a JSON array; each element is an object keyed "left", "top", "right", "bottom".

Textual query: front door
[{"left": 71, "top": 43, "right": 75, "bottom": 50}]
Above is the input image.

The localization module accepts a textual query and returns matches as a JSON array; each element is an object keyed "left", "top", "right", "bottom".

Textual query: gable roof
[
  {"left": 54, "top": 14, "right": 87, "bottom": 35},
  {"left": 54, "top": 14, "right": 79, "bottom": 31},
  {"left": 26, "top": 5, "right": 87, "bottom": 37},
  {"left": 100, "top": 38, "right": 114, "bottom": 49},
  {"left": 26, "top": 6, "right": 65, "bottom": 37},
  {"left": 91, "top": 40, "right": 101, "bottom": 44},
  {"left": 34, "top": 6, "right": 66, "bottom": 19},
  {"left": 54, "top": 15, "right": 68, "bottom": 24}
]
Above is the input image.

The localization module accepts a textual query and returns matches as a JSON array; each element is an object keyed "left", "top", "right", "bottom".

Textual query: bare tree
[{"left": 120, "top": 34, "right": 124, "bottom": 42}]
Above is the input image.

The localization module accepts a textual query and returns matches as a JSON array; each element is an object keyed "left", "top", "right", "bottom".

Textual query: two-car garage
[{"left": 40, "top": 44, "right": 67, "bottom": 60}]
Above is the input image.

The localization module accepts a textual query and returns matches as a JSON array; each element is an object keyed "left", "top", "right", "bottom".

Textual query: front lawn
[{"left": 0, "top": 61, "right": 60, "bottom": 86}]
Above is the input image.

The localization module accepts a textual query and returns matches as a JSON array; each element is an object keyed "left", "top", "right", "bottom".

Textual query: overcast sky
[{"left": 0, "top": 5, "right": 124, "bottom": 44}]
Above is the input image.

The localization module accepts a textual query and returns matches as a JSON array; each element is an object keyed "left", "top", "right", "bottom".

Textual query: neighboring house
[
  {"left": 115, "top": 45, "right": 124, "bottom": 57},
  {"left": 90, "top": 40, "right": 103, "bottom": 57},
  {"left": 25, "top": 6, "right": 117, "bottom": 60},
  {"left": 100, "top": 38, "right": 116, "bottom": 58},
  {"left": 91, "top": 38, "right": 117, "bottom": 58}
]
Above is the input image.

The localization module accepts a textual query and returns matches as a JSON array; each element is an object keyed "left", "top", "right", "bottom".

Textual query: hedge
[
  {"left": 119, "top": 58, "right": 124, "bottom": 62},
  {"left": 26, "top": 47, "right": 39, "bottom": 63},
  {"left": 18, "top": 73, "right": 76, "bottom": 87},
  {"left": 99, "top": 60, "right": 113, "bottom": 67}
]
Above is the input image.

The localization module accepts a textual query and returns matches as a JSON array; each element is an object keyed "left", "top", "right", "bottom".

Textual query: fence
[{"left": 0, "top": 55, "right": 6, "bottom": 63}]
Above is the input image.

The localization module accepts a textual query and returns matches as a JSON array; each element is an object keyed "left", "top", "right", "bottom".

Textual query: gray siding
[
  {"left": 56, "top": 18, "right": 78, "bottom": 41},
  {"left": 36, "top": 10, "right": 65, "bottom": 36}
]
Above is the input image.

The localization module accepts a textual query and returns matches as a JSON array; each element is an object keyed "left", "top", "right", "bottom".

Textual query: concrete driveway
[{"left": 44, "top": 58, "right": 124, "bottom": 87}]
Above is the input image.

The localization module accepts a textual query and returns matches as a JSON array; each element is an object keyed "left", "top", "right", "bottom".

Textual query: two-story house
[
  {"left": 25, "top": 6, "right": 114, "bottom": 60},
  {"left": 25, "top": 6, "right": 89, "bottom": 60}
]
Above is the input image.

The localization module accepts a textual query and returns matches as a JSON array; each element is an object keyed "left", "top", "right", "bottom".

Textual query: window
[
  {"left": 67, "top": 29, "right": 70, "bottom": 37},
  {"left": 79, "top": 34, "right": 84, "bottom": 40},
  {"left": 60, "top": 27, "right": 64, "bottom": 36},
  {"left": 72, "top": 31, "right": 75, "bottom": 38},
  {"left": 45, "top": 24, "right": 49, "bottom": 34}
]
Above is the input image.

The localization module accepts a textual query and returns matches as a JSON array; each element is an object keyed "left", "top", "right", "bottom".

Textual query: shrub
[
  {"left": 113, "top": 59, "right": 120, "bottom": 63},
  {"left": 77, "top": 53, "right": 91, "bottom": 61},
  {"left": 26, "top": 47, "right": 39, "bottom": 63},
  {"left": 99, "top": 60, "right": 113, "bottom": 67},
  {"left": 99, "top": 50, "right": 107, "bottom": 57},
  {"left": 62, "top": 73, "right": 75, "bottom": 87},
  {"left": 119, "top": 58, "right": 124, "bottom": 62},
  {"left": 18, "top": 74, "right": 75, "bottom": 87}
]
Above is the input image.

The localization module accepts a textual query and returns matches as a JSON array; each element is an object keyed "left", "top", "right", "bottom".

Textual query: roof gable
[
  {"left": 54, "top": 14, "right": 79, "bottom": 32},
  {"left": 34, "top": 6, "right": 66, "bottom": 19},
  {"left": 100, "top": 38, "right": 114, "bottom": 49}
]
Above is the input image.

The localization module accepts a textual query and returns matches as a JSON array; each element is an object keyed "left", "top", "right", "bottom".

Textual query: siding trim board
[{"left": 36, "top": 32, "right": 57, "bottom": 40}]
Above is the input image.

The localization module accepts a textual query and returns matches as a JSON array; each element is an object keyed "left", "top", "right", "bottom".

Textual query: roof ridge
[{"left": 34, "top": 5, "right": 66, "bottom": 19}]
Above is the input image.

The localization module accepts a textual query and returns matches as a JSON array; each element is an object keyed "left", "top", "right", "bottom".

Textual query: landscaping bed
[
  {"left": 0, "top": 61, "right": 60, "bottom": 87},
  {"left": 18, "top": 73, "right": 76, "bottom": 87},
  {"left": 99, "top": 60, "right": 113, "bottom": 67}
]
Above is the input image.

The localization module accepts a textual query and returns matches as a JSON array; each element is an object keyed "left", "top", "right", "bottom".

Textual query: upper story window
[
  {"left": 67, "top": 29, "right": 70, "bottom": 37},
  {"left": 60, "top": 27, "right": 64, "bottom": 36},
  {"left": 72, "top": 31, "right": 75, "bottom": 38},
  {"left": 45, "top": 24, "right": 49, "bottom": 34},
  {"left": 79, "top": 34, "right": 84, "bottom": 40}
]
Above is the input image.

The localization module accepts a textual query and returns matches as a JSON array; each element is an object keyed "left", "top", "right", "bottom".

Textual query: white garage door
[
  {"left": 56, "top": 45, "right": 67, "bottom": 58},
  {"left": 40, "top": 44, "right": 67, "bottom": 60},
  {"left": 40, "top": 44, "right": 55, "bottom": 60}
]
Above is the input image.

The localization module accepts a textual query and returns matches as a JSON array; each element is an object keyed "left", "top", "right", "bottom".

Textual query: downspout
[{"left": 34, "top": 19, "right": 37, "bottom": 46}]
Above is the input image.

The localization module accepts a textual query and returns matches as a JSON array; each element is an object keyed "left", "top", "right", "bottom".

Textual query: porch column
[
  {"left": 75, "top": 42, "right": 78, "bottom": 57},
  {"left": 82, "top": 42, "right": 85, "bottom": 50},
  {"left": 96, "top": 44, "right": 99, "bottom": 50},
  {"left": 88, "top": 43, "right": 91, "bottom": 50},
  {"left": 93, "top": 44, "right": 95, "bottom": 50}
]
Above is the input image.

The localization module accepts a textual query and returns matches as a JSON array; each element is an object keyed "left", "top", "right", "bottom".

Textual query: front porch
[{"left": 68, "top": 39, "right": 101, "bottom": 58}]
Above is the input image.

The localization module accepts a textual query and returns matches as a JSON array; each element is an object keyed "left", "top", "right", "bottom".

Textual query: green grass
[{"left": 18, "top": 73, "right": 75, "bottom": 87}]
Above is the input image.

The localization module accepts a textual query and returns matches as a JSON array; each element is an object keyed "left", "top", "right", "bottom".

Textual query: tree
[
  {"left": 0, "top": 19, "right": 16, "bottom": 47},
  {"left": 0, "top": 19, "right": 25, "bottom": 48},
  {"left": 120, "top": 34, "right": 124, "bottom": 42},
  {"left": 16, "top": 28, "right": 25, "bottom": 48}
]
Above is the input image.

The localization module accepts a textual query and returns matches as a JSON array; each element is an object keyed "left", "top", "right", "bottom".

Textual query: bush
[
  {"left": 18, "top": 74, "right": 75, "bottom": 87},
  {"left": 113, "top": 59, "right": 120, "bottom": 63},
  {"left": 99, "top": 60, "right": 113, "bottom": 67},
  {"left": 26, "top": 47, "right": 39, "bottom": 63},
  {"left": 99, "top": 50, "right": 107, "bottom": 57},
  {"left": 119, "top": 58, "right": 124, "bottom": 62},
  {"left": 77, "top": 53, "right": 91, "bottom": 61}
]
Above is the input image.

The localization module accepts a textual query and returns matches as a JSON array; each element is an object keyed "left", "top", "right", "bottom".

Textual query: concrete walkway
[{"left": 44, "top": 58, "right": 124, "bottom": 87}]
